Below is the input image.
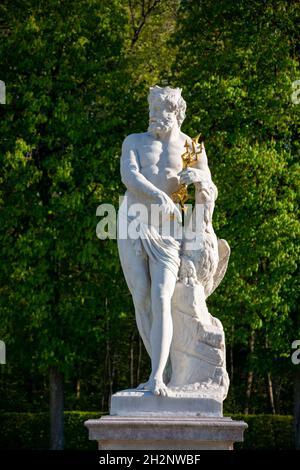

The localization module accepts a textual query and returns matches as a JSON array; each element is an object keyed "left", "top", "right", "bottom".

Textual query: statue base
[
  {"left": 110, "top": 388, "right": 223, "bottom": 417},
  {"left": 85, "top": 415, "right": 247, "bottom": 450},
  {"left": 85, "top": 389, "right": 247, "bottom": 450}
]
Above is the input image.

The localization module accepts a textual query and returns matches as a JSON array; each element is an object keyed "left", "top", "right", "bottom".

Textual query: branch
[
  {"left": 128, "top": 0, "right": 136, "bottom": 31},
  {"left": 141, "top": 0, "right": 145, "bottom": 18},
  {"left": 130, "top": 0, "right": 161, "bottom": 48}
]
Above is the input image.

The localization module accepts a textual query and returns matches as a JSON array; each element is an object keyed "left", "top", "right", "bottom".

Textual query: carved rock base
[{"left": 85, "top": 416, "right": 247, "bottom": 450}]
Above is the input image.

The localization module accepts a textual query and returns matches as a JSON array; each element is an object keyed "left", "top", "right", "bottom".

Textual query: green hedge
[
  {"left": 0, "top": 412, "right": 294, "bottom": 450},
  {"left": 0, "top": 411, "right": 100, "bottom": 450},
  {"left": 233, "top": 414, "right": 294, "bottom": 450}
]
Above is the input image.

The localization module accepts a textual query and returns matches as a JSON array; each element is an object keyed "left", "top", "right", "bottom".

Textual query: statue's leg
[
  {"left": 117, "top": 237, "right": 152, "bottom": 357},
  {"left": 147, "top": 261, "right": 178, "bottom": 396}
]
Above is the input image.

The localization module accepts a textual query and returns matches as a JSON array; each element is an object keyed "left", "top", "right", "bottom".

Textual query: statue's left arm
[
  {"left": 179, "top": 143, "right": 216, "bottom": 204},
  {"left": 179, "top": 141, "right": 230, "bottom": 298}
]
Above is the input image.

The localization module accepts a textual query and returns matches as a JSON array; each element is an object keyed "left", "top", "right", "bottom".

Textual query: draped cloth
[
  {"left": 118, "top": 196, "right": 181, "bottom": 279},
  {"left": 136, "top": 222, "right": 181, "bottom": 278}
]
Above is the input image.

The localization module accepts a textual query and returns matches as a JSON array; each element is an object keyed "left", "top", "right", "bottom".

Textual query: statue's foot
[
  {"left": 137, "top": 380, "right": 150, "bottom": 391},
  {"left": 152, "top": 379, "right": 169, "bottom": 397},
  {"left": 137, "top": 378, "right": 169, "bottom": 397}
]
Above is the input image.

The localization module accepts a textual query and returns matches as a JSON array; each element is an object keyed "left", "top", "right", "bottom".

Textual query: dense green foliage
[
  {"left": 172, "top": 0, "right": 300, "bottom": 416},
  {"left": 0, "top": 0, "right": 299, "bottom": 448},
  {"left": 0, "top": 0, "right": 147, "bottom": 413},
  {"left": 234, "top": 414, "right": 294, "bottom": 450},
  {"left": 0, "top": 411, "right": 99, "bottom": 449},
  {"left": 0, "top": 412, "right": 294, "bottom": 450}
]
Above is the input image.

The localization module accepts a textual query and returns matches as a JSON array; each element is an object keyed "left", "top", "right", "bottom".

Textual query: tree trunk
[
  {"left": 49, "top": 366, "right": 64, "bottom": 450},
  {"left": 130, "top": 332, "right": 135, "bottom": 388},
  {"left": 267, "top": 372, "right": 276, "bottom": 414},
  {"left": 230, "top": 343, "right": 234, "bottom": 382},
  {"left": 230, "top": 325, "right": 234, "bottom": 381},
  {"left": 136, "top": 336, "right": 142, "bottom": 385},
  {"left": 295, "top": 368, "right": 300, "bottom": 450},
  {"left": 107, "top": 339, "right": 113, "bottom": 401},
  {"left": 76, "top": 379, "right": 80, "bottom": 399},
  {"left": 104, "top": 297, "right": 113, "bottom": 407},
  {"left": 244, "top": 370, "right": 253, "bottom": 415},
  {"left": 244, "top": 330, "right": 255, "bottom": 415}
]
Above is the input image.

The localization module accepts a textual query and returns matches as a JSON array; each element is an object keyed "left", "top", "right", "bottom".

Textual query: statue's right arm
[{"left": 120, "top": 135, "right": 160, "bottom": 202}]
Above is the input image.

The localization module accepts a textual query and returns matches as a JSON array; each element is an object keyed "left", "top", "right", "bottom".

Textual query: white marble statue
[{"left": 117, "top": 86, "right": 230, "bottom": 402}]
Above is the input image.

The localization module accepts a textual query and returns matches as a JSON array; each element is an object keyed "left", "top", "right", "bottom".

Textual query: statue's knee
[{"left": 153, "top": 287, "right": 171, "bottom": 305}]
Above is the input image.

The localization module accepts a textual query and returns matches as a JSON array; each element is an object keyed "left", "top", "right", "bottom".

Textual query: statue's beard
[{"left": 148, "top": 119, "right": 174, "bottom": 135}]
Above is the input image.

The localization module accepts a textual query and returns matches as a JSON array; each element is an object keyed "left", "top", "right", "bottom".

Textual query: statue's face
[{"left": 148, "top": 95, "right": 177, "bottom": 134}]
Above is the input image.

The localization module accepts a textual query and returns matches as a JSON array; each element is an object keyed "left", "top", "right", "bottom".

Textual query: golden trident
[{"left": 171, "top": 134, "right": 204, "bottom": 209}]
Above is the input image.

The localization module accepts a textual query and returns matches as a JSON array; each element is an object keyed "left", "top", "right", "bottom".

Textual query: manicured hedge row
[
  {"left": 0, "top": 412, "right": 294, "bottom": 450},
  {"left": 233, "top": 414, "right": 294, "bottom": 450},
  {"left": 0, "top": 411, "right": 100, "bottom": 450}
]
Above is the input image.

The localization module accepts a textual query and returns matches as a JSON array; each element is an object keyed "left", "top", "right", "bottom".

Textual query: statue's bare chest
[{"left": 137, "top": 140, "right": 183, "bottom": 173}]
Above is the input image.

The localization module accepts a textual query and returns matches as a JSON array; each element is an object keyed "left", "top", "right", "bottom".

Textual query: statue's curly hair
[{"left": 148, "top": 86, "right": 186, "bottom": 127}]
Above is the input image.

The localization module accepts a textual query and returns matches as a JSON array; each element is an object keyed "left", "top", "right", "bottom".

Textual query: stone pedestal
[
  {"left": 85, "top": 390, "right": 247, "bottom": 450},
  {"left": 110, "top": 389, "right": 223, "bottom": 417},
  {"left": 85, "top": 416, "right": 247, "bottom": 450}
]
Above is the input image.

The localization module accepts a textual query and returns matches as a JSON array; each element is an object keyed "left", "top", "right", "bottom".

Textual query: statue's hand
[
  {"left": 179, "top": 167, "right": 209, "bottom": 186},
  {"left": 157, "top": 191, "right": 182, "bottom": 223}
]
